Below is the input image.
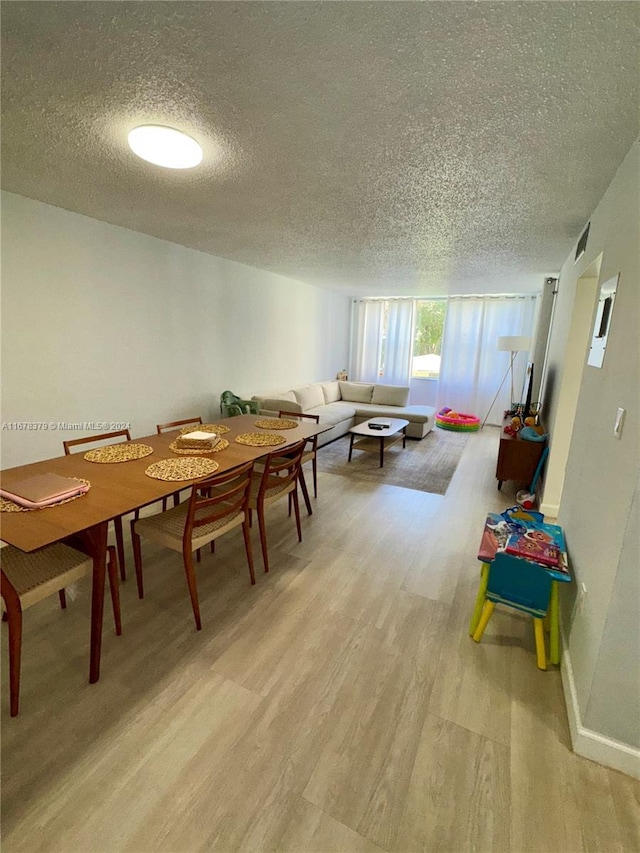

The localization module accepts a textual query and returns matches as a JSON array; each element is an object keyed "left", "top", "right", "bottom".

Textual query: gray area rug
[{"left": 316, "top": 428, "right": 469, "bottom": 495}]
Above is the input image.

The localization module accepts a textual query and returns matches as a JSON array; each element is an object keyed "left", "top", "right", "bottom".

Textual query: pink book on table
[{"left": 0, "top": 473, "right": 89, "bottom": 508}]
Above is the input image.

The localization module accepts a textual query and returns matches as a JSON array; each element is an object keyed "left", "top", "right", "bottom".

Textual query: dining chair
[
  {"left": 278, "top": 410, "right": 319, "bottom": 516},
  {"left": 1, "top": 542, "right": 122, "bottom": 716},
  {"left": 63, "top": 430, "right": 132, "bottom": 580},
  {"left": 248, "top": 441, "right": 306, "bottom": 575},
  {"left": 130, "top": 461, "right": 255, "bottom": 631},
  {"left": 156, "top": 416, "right": 203, "bottom": 510}
]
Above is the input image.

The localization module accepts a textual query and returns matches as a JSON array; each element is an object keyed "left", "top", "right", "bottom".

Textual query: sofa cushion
[
  {"left": 253, "top": 395, "right": 302, "bottom": 414},
  {"left": 339, "top": 381, "right": 374, "bottom": 403},
  {"left": 320, "top": 381, "right": 341, "bottom": 404},
  {"left": 293, "top": 384, "right": 325, "bottom": 412},
  {"left": 311, "top": 402, "right": 356, "bottom": 427},
  {"left": 354, "top": 402, "right": 433, "bottom": 423},
  {"left": 252, "top": 390, "right": 297, "bottom": 405},
  {"left": 372, "top": 384, "right": 410, "bottom": 407}
]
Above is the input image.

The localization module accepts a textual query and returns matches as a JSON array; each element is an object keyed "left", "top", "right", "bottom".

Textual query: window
[{"left": 411, "top": 300, "right": 446, "bottom": 378}]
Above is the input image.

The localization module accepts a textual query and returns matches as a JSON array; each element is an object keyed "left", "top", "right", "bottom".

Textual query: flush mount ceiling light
[{"left": 127, "top": 125, "right": 203, "bottom": 169}]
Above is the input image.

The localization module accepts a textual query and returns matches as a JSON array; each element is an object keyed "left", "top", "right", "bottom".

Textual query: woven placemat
[
  {"left": 254, "top": 418, "right": 299, "bottom": 430},
  {"left": 235, "top": 432, "right": 286, "bottom": 447},
  {"left": 169, "top": 438, "right": 229, "bottom": 455},
  {"left": 84, "top": 443, "right": 153, "bottom": 463},
  {"left": 145, "top": 457, "right": 219, "bottom": 482},
  {"left": 0, "top": 478, "right": 91, "bottom": 513},
  {"left": 179, "top": 423, "right": 230, "bottom": 436}
]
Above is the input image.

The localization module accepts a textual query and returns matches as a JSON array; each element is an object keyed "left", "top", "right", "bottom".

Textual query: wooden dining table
[{"left": 0, "top": 414, "right": 328, "bottom": 684}]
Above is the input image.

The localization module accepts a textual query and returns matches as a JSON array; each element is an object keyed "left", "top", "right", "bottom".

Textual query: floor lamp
[{"left": 481, "top": 335, "right": 531, "bottom": 428}]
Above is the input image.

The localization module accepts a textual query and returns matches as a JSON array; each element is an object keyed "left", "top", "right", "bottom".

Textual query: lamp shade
[{"left": 497, "top": 335, "right": 531, "bottom": 352}]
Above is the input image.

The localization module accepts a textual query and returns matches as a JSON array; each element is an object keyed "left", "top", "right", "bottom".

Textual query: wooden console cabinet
[{"left": 495, "top": 424, "right": 546, "bottom": 490}]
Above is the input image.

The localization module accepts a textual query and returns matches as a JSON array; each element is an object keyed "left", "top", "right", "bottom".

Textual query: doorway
[{"left": 540, "top": 256, "right": 602, "bottom": 516}]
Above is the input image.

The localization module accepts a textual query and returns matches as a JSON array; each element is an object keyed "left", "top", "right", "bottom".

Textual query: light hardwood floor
[{"left": 2, "top": 428, "right": 639, "bottom": 852}]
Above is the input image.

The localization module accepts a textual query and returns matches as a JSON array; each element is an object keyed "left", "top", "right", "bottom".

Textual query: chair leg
[
  {"left": 106, "top": 546, "right": 122, "bottom": 636},
  {"left": 533, "top": 617, "right": 547, "bottom": 670},
  {"left": 549, "top": 581, "right": 560, "bottom": 665},
  {"left": 172, "top": 490, "right": 180, "bottom": 508},
  {"left": 114, "top": 516, "right": 126, "bottom": 581},
  {"left": 1, "top": 575, "right": 23, "bottom": 717},
  {"left": 130, "top": 520, "right": 145, "bottom": 599},
  {"left": 182, "top": 547, "right": 202, "bottom": 631},
  {"left": 58, "top": 589, "right": 67, "bottom": 610},
  {"left": 312, "top": 456, "right": 318, "bottom": 498},
  {"left": 472, "top": 600, "right": 495, "bottom": 643},
  {"left": 469, "top": 563, "right": 490, "bottom": 636},
  {"left": 298, "top": 467, "right": 312, "bottom": 516},
  {"left": 241, "top": 519, "right": 256, "bottom": 585},
  {"left": 292, "top": 486, "right": 302, "bottom": 543},
  {"left": 210, "top": 541, "right": 215, "bottom": 554},
  {"left": 196, "top": 549, "right": 202, "bottom": 563},
  {"left": 257, "top": 507, "right": 270, "bottom": 574}
]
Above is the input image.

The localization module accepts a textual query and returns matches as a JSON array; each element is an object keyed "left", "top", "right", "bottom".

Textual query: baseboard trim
[
  {"left": 561, "top": 645, "right": 640, "bottom": 779},
  {"left": 540, "top": 500, "right": 560, "bottom": 518}
]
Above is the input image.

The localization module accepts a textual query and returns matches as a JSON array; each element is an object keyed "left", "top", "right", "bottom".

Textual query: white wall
[
  {"left": 0, "top": 192, "right": 351, "bottom": 468},
  {"left": 541, "top": 143, "right": 640, "bottom": 769}
]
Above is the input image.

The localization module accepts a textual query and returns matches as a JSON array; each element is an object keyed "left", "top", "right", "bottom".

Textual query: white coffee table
[{"left": 348, "top": 417, "right": 410, "bottom": 468}]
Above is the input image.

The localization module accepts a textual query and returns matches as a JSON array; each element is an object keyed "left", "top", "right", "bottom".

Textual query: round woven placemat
[
  {"left": 235, "top": 432, "right": 286, "bottom": 447},
  {"left": 84, "top": 443, "right": 153, "bottom": 463},
  {"left": 0, "top": 478, "right": 91, "bottom": 513},
  {"left": 169, "top": 438, "right": 229, "bottom": 455},
  {"left": 145, "top": 457, "right": 219, "bottom": 482},
  {"left": 179, "top": 423, "right": 230, "bottom": 436},
  {"left": 254, "top": 418, "right": 299, "bottom": 430}
]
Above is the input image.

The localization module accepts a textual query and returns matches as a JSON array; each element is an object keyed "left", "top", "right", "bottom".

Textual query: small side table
[{"left": 469, "top": 513, "right": 571, "bottom": 665}]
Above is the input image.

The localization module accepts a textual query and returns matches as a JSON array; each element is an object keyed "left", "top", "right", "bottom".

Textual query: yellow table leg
[
  {"left": 533, "top": 617, "right": 547, "bottom": 670},
  {"left": 549, "top": 581, "right": 560, "bottom": 665},
  {"left": 472, "top": 599, "right": 496, "bottom": 643},
  {"left": 469, "top": 563, "right": 490, "bottom": 636}
]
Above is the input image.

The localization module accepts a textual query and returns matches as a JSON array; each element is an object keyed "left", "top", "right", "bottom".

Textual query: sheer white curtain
[
  {"left": 436, "top": 295, "right": 538, "bottom": 425},
  {"left": 383, "top": 299, "right": 415, "bottom": 385},
  {"left": 351, "top": 300, "right": 384, "bottom": 382}
]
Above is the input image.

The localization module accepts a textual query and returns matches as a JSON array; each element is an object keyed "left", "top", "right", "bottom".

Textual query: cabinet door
[{"left": 496, "top": 435, "right": 544, "bottom": 485}]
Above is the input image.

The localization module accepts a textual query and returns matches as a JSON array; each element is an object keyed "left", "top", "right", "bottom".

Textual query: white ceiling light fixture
[{"left": 127, "top": 125, "right": 203, "bottom": 169}]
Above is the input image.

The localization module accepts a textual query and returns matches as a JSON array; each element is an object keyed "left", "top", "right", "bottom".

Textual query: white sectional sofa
[{"left": 251, "top": 380, "right": 435, "bottom": 447}]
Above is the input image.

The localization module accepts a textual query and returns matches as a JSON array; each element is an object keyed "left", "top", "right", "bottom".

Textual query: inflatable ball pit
[{"left": 435, "top": 407, "right": 480, "bottom": 432}]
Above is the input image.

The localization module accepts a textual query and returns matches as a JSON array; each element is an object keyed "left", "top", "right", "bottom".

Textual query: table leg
[
  {"left": 79, "top": 521, "right": 108, "bottom": 683},
  {"left": 549, "top": 580, "right": 560, "bottom": 665},
  {"left": 469, "top": 562, "right": 490, "bottom": 636},
  {"left": 348, "top": 433, "right": 355, "bottom": 462},
  {"left": 379, "top": 436, "right": 384, "bottom": 467},
  {"left": 402, "top": 427, "right": 406, "bottom": 449}
]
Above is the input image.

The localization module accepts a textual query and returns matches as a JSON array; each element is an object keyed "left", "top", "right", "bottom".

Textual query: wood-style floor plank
[{"left": 2, "top": 428, "right": 638, "bottom": 852}]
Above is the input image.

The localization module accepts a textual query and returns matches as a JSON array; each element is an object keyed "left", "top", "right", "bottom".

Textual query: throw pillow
[
  {"left": 339, "top": 381, "right": 374, "bottom": 403},
  {"left": 293, "top": 384, "right": 325, "bottom": 411},
  {"left": 320, "top": 381, "right": 341, "bottom": 403},
  {"left": 372, "top": 384, "right": 410, "bottom": 407}
]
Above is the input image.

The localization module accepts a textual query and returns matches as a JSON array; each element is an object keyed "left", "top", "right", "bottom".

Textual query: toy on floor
[{"left": 435, "top": 407, "right": 480, "bottom": 432}]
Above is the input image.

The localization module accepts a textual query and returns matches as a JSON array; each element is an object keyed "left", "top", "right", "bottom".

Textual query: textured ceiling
[{"left": 1, "top": 2, "right": 638, "bottom": 296}]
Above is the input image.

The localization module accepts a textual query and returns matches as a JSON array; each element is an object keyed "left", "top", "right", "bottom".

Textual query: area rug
[{"left": 316, "top": 428, "right": 469, "bottom": 495}]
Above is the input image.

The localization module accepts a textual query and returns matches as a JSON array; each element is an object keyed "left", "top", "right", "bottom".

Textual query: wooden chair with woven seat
[
  {"left": 278, "top": 410, "right": 319, "bottom": 516},
  {"left": 130, "top": 460, "right": 255, "bottom": 631},
  {"left": 1, "top": 542, "right": 122, "bottom": 716},
  {"left": 63, "top": 430, "right": 132, "bottom": 581},
  {"left": 156, "top": 417, "right": 203, "bottom": 510},
  {"left": 248, "top": 441, "right": 306, "bottom": 575}
]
